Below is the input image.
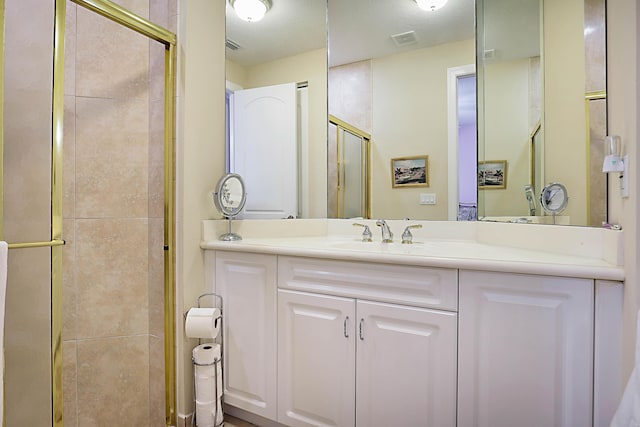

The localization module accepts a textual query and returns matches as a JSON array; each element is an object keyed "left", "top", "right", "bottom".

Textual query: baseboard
[
  {"left": 225, "top": 406, "right": 285, "bottom": 427},
  {"left": 177, "top": 412, "right": 193, "bottom": 427}
]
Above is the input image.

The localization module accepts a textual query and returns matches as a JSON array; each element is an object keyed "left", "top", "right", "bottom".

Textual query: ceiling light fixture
[
  {"left": 230, "top": 0, "right": 272, "bottom": 22},
  {"left": 415, "top": 0, "right": 448, "bottom": 12}
]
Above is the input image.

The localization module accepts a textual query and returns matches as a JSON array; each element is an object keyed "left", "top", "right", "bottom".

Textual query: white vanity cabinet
[
  {"left": 277, "top": 257, "right": 458, "bottom": 427},
  {"left": 458, "top": 270, "right": 594, "bottom": 427},
  {"left": 209, "top": 247, "right": 622, "bottom": 427},
  {"left": 215, "top": 252, "right": 278, "bottom": 420}
]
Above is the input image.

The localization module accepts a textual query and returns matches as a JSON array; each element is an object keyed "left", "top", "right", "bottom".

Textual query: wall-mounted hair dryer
[{"left": 524, "top": 185, "right": 537, "bottom": 216}]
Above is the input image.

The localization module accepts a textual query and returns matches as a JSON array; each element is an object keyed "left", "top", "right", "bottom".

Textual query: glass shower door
[
  {"left": 2, "top": 0, "right": 176, "bottom": 425},
  {"left": 339, "top": 128, "right": 366, "bottom": 218},
  {"left": 3, "top": 0, "right": 57, "bottom": 425},
  {"left": 329, "top": 115, "right": 370, "bottom": 219}
]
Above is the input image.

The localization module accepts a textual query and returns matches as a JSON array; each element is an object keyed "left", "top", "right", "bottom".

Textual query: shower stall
[
  {"left": 2, "top": 0, "right": 176, "bottom": 425},
  {"left": 328, "top": 115, "right": 371, "bottom": 219}
]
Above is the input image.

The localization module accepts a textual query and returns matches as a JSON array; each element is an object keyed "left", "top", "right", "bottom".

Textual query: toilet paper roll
[
  {"left": 193, "top": 343, "right": 223, "bottom": 427},
  {"left": 185, "top": 307, "right": 221, "bottom": 339},
  {"left": 193, "top": 343, "right": 223, "bottom": 401}
]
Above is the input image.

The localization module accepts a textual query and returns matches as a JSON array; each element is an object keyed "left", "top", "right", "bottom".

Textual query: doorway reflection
[{"left": 457, "top": 74, "right": 478, "bottom": 221}]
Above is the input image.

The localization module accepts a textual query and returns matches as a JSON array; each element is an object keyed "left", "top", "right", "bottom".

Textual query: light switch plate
[{"left": 420, "top": 193, "right": 436, "bottom": 205}]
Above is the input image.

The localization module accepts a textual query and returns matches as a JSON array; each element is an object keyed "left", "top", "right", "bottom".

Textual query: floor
[{"left": 224, "top": 414, "right": 256, "bottom": 427}]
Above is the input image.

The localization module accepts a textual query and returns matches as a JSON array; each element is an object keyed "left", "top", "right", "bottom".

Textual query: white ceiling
[
  {"left": 328, "top": 0, "right": 475, "bottom": 67},
  {"left": 225, "top": 0, "right": 476, "bottom": 68},
  {"left": 225, "top": 0, "right": 539, "bottom": 127},
  {"left": 482, "top": 0, "right": 540, "bottom": 63},
  {"left": 225, "top": 0, "right": 327, "bottom": 67}
]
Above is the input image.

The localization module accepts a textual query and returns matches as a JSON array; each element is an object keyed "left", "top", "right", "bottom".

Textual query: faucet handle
[
  {"left": 401, "top": 224, "right": 422, "bottom": 244},
  {"left": 352, "top": 223, "right": 373, "bottom": 242}
]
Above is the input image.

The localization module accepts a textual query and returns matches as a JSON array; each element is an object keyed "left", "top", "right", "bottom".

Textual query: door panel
[
  {"left": 278, "top": 289, "right": 356, "bottom": 427},
  {"left": 216, "top": 252, "right": 278, "bottom": 420},
  {"left": 356, "top": 300, "right": 457, "bottom": 427},
  {"left": 232, "top": 83, "right": 298, "bottom": 219},
  {"left": 458, "top": 271, "right": 594, "bottom": 427}
]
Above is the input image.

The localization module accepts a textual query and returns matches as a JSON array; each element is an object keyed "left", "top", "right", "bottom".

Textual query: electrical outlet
[
  {"left": 621, "top": 155, "right": 630, "bottom": 198},
  {"left": 419, "top": 193, "right": 436, "bottom": 205}
]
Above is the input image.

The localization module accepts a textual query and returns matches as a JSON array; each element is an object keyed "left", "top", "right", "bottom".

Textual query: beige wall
[
  {"left": 482, "top": 58, "right": 531, "bottom": 216},
  {"left": 225, "top": 59, "right": 247, "bottom": 88},
  {"left": 371, "top": 38, "right": 474, "bottom": 220},
  {"left": 176, "top": 0, "right": 227, "bottom": 418},
  {"left": 608, "top": 0, "right": 639, "bottom": 387},
  {"left": 226, "top": 48, "right": 328, "bottom": 218},
  {"left": 543, "top": 0, "right": 587, "bottom": 225}
]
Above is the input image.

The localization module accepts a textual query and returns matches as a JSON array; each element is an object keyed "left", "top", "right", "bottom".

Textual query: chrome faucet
[
  {"left": 401, "top": 224, "right": 422, "bottom": 244},
  {"left": 375, "top": 219, "right": 393, "bottom": 243},
  {"left": 352, "top": 223, "right": 373, "bottom": 242}
]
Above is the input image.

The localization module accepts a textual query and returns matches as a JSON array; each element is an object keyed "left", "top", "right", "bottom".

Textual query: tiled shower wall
[
  {"left": 327, "top": 60, "right": 372, "bottom": 217},
  {"left": 62, "top": 0, "right": 175, "bottom": 425}
]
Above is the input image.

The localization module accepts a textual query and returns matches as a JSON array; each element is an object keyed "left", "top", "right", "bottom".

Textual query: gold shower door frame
[
  {"left": 585, "top": 90, "right": 607, "bottom": 226},
  {"left": 329, "top": 115, "right": 371, "bottom": 219},
  {"left": 0, "top": 0, "right": 177, "bottom": 425}
]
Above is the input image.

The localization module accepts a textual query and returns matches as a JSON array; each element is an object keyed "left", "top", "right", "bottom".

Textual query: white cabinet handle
[
  {"left": 344, "top": 316, "right": 349, "bottom": 338},
  {"left": 359, "top": 318, "right": 364, "bottom": 340}
]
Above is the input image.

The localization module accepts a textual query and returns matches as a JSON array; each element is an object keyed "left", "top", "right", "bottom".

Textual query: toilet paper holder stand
[
  {"left": 192, "top": 292, "right": 223, "bottom": 335},
  {"left": 184, "top": 294, "right": 224, "bottom": 341},
  {"left": 190, "top": 292, "right": 224, "bottom": 427}
]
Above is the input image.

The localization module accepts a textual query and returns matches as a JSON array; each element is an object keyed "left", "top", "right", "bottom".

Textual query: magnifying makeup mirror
[
  {"left": 213, "top": 173, "right": 247, "bottom": 240},
  {"left": 540, "top": 182, "right": 568, "bottom": 224}
]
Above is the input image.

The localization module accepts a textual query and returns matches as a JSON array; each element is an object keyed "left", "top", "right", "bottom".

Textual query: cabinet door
[
  {"left": 215, "top": 252, "right": 277, "bottom": 420},
  {"left": 356, "top": 300, "right": 457, "bottom": 427},
  {"left": 458, "top": 271, "right": 594, "bottom": 427},
  {"left": 278, "top": 289, "right": 356, "bottom": 427}
]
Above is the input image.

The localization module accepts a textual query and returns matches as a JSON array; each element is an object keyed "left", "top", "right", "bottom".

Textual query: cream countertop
[{"left": 201, "top": 219, "right": 624, "bottom": 281}]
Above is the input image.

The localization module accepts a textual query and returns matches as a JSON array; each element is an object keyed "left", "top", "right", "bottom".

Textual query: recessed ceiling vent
[
  {"left": 391, "top": 31, "right": 418, "bottom": 47},
  {"left": 225, "top": 39, "right": 242, "bottom": 51}
]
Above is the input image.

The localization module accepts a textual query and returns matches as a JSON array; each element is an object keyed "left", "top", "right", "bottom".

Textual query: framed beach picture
[
  {"left": 391, "top": 155, "right": 429, "bottom": 188},
  {"left": 478, "top": 160, "right": 507, "bottom": 189}
]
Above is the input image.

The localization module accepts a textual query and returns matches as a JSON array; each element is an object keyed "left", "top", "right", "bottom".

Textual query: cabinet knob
[
  {"left": 344, "top": 316, "right": 350, "bottom": 338},
  {"left": 359, "top": 318, "right": 364, "bottom": 340}
]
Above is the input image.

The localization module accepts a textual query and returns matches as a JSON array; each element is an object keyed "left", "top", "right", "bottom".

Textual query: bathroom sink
[{"left": 329, "top": 240, "right": 433, "bottom": 254}]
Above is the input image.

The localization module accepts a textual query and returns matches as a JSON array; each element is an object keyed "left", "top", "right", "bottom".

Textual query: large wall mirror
[
  {"left": 478, "top": 0, "right": 607, "bottom": 226},
  {"left": 225, "top": 0, "right": 606, "bottom": 226}
]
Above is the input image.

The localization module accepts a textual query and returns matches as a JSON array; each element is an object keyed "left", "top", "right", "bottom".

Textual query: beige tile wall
[{"left": 62, "top": 0, "right": 170, "bottom": 425}]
